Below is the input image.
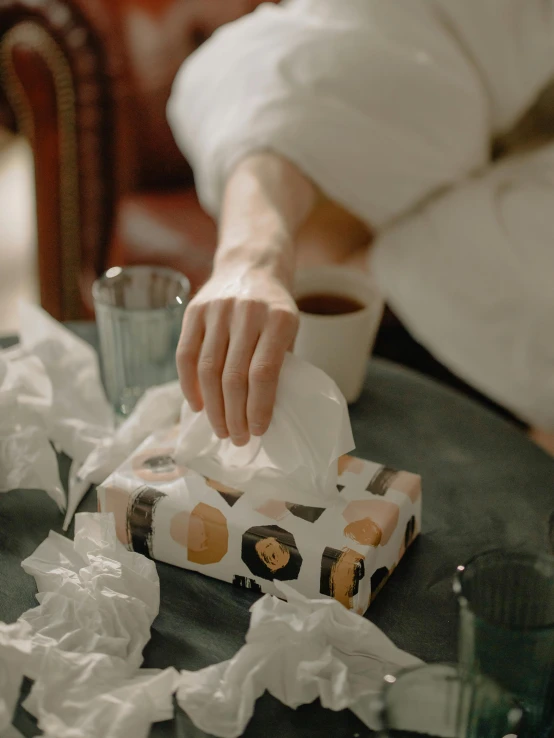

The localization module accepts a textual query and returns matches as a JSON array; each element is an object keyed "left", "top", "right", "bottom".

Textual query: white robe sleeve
[
  {"left": 167, "top": 0, "right": 554, "bottom": 226},
  {"left": 372, "top": 141, "right": 554, "bottom": 431},
  {"left": 166, "top": 0, "right": 554, "bottom": 427},
  {"left": 167, "top": 0, "right": 489, "bottom": 225}
]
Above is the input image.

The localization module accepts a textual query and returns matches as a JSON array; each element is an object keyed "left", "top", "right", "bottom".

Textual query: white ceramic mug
[{"left": 293, "top": 266, "right": 384, "bottom": 404}]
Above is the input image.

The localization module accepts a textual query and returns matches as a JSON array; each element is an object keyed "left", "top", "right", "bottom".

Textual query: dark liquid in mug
[{"left": 296, "top": 293, "right": 365, "bottom": 316}]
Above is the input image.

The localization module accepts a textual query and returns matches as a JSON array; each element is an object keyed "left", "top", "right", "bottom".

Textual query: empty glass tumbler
[
  {"left": 454, "top": 549, "right": 554, "bottom": 738},
  {"left": 93, "top": 266, "right": 189, "bottom": 417},
  {"left": 374, "top": 662, "right": 522, "bottom": 738}
]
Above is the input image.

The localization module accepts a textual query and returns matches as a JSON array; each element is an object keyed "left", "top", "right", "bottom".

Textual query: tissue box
[{"left": 97, "top": 426, "right": 422, "bottom": 614}]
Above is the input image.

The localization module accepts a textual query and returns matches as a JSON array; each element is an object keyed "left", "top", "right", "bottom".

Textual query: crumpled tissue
[
  {"left": 2, "top": 513, "right": 178, "bottom": 738},
  {"left": 20, "top": 512, "right": 159, "bottom": 673},
  {"left": 23, "top": 650, "right": 178, "bottom": 738},
  {"left": 176, "top": 582, "right": 421, "bottom": 737},
  {"left": 0, "top": 303, "right": 113, "bottom": 512},
  {"left": 0, "top": 303, "right": 183, "bottom": 527},
  {"left": 18, "top": 302, "right": 114, "bottom": 464},
  {"left": 0, "top": 621, "right": 32, "bottom": 736},
  {"left": 176, "top": 353, "right": 354, "bottom": 506},
  {"left": 0, "top": 350, "right": 65, "bottom": 510},
  {"left": 67, "top": 380, "right": 183, "bottom": 528}
]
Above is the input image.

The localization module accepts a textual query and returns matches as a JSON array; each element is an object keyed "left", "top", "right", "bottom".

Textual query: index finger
[{"left": 176, "top": 306, "right": 205, "bottom": 412}]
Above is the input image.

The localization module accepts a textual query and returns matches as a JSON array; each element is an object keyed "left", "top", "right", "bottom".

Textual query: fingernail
[
  {"left": 186, "top": 396, "right": 203, "bottom": 412},
  {"left": 215, "top": 428, "right": 229, "bottom": 440}
]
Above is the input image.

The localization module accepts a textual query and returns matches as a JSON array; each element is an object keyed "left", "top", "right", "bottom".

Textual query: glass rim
[
  {"left": 453, "top": 547, "right": 554, "bottom": 632},
  {"left": 381, "top": 661, "right": 485, "bottom": 690},
  {"left": 371, "top": 663, "right": 458, "bottom": 731},
  {"left": 92, "top": 265, "right": 190, "bottom": 312},
  {"left": 375, "top": 661, "right": 522, "bottom": 732}
]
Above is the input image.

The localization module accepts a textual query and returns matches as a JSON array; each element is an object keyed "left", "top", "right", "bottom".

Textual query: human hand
[{"left": 176, "top": 267, "right": 299, "bottom": 446}]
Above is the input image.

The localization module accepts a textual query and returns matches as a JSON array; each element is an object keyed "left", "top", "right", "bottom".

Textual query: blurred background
[{"left": 0, "top": 131, "right": 37, "bottom": 335}]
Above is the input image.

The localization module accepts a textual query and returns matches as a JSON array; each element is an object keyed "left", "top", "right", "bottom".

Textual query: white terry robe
[{"left": 167, "top": 0, "right": 554, "bottom": 430}]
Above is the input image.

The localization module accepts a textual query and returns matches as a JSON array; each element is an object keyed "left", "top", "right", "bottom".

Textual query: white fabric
[
  {"left": 168, "top": 0, "right": 490, "bottom": 225},
  {"left": 372, "top": 142, "right": 554, "bottom": 430},
  {"left": 167, "top": 0, "right": 554, "bottom": 224},
  {"left": 167, "top": 0, "right": 554, "bottom": 429}
]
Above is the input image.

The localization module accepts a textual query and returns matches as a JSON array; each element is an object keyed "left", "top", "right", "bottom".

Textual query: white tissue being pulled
[
  {"left": 176, "top": 353, "right": 354, "bottom": 506},
  {"left": 0, "top": 303, "right": 183, "bottom": 528},
  {"left": 176, "top": 582, "right": 421, "bottom": 737},
  {"left": 1, "top": 513, "right": 178, "bottom": 738}
]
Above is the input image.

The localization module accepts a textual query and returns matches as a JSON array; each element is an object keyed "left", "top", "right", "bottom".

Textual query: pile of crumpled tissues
[
  {"left": 1, "top": 513, "right": 421, "bottom": 738},
  {"left": 0, "top": 513, "right": 178, "bottom": 738},
  {"left": 1, "top": 304, "right": 422, "bottom": 737},
  {"left": 0, "top": 303, "right": 183, "bottom": 528}
]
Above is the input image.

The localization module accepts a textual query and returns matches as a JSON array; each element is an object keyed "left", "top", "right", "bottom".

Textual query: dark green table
[{"left": 2, "top": 324, "right": 554, "bottom": 737}]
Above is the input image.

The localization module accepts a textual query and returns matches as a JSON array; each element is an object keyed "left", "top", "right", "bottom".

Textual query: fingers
[
  {"left": 222, "top": 303, "right": 263, "bottom": 446},
  {"left": 177, "top": 299, "right": 298, "bottom": 444},
  {"left": 247, "top": 309, "right": 298, "bottom": 437},
  {"left": 197, "top": 302, "right": 231, "bottom": 439},
  {"left": 176, "top": 305, "right": 205, "bottom": 412}
]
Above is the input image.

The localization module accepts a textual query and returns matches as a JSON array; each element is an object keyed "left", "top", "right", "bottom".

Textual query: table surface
[{"left": 2, "top": 323, "right": 554, "bottom": 738}]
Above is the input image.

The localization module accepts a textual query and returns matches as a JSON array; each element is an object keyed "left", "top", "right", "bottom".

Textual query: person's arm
[
  {"left": 176, "top": 153, "right": 316, "bottom": 446},
  {"left": 215, "top": 152, "right": 317, "bottom": 287}
]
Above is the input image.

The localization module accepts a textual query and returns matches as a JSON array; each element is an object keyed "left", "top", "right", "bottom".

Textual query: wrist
[{"left": 213, "top": 237, "right": 295, "bottom": 285}]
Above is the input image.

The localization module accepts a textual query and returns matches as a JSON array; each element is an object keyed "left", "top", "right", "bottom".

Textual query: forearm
[{"left": 214, "top": 153, "right": 317, "bottom": 286}]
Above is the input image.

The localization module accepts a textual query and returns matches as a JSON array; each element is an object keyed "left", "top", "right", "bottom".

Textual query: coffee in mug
[
  {"left": 293, "top": 266, "right": 384, "bottom": 404},
  {"left": 296, "top": 293, "right": 365, "bottom": 316}
]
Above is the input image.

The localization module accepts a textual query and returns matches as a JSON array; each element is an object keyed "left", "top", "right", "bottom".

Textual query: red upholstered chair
[{"left": 0, "top": 0, "right": 276, "bottom": 320}]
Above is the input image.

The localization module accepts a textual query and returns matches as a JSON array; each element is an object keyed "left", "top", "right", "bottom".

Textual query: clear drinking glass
[
  {"left": 374, "top": 663, "right": 522, "bottom": 738},
  {"left": 454, "top": 549, "right": 554, "bottom": 738},
  {"left": 92, "top": 266, "right": 189, "bottom": 417}
]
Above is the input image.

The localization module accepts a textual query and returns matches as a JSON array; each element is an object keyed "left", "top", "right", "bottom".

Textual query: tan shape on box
[
  {"left": 103, "top": 485, "right": 131, "bottom": 546},
  {"left": 205, "top": 478, "right": 244, "bottom": 507},
  {"left": 170, "top": 502, "right": 228, "bottom": 565},
  {"left": 342, "top": 499, "right": 400, "bottom": 546},
  {"left": 254, "top": 499, "right": 289, "bottom": 521},
  {"left": 343, "top": 517, "right": 382, "bottom": 547},
  {"left": 338, "top": 455, "right": 365, "bottom": 476}
]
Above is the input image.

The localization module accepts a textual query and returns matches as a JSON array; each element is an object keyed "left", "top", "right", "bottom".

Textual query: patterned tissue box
[{"left": 97, "top": 426, "right": 422, "bottom": 614}]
